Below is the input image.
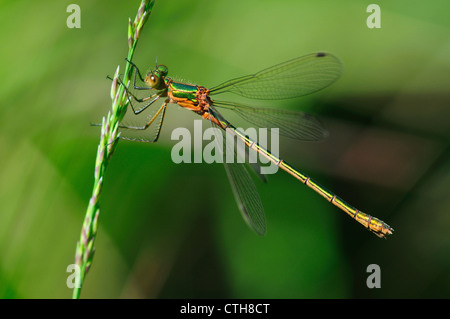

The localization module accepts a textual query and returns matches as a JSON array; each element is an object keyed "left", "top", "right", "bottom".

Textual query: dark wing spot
[{"left": 316, "top": 52, "right": 326, "bottom": 57}]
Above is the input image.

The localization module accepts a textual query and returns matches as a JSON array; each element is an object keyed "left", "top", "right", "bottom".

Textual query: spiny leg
[
  {"left": 127, "top": 93, "right": 161, "bottom": 115},
  {"left": 119, "top": 101, "right": 168, "bottom": 143},
  {"left": 125, "top": 58, "right": 145, "bottom": 83},
  {"left": 125, "top": 58, "right": 151, "bottom": 90},
  {"left": 115, "top": 75, "right": 162, "bottom": 115}
]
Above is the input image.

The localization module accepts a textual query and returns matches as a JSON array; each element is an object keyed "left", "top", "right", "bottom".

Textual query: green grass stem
[{"left": 72, "top": 0, "right": 156, "bottom": 299}]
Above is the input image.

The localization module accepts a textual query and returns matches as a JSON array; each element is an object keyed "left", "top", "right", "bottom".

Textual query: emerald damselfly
[{"left": 116, "top": 52, "right": 393, "bottom": 238}]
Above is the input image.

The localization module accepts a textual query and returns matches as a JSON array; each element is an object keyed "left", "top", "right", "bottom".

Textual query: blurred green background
[{"left": 1, "top": 0, "right": 449, "bottom": 298}]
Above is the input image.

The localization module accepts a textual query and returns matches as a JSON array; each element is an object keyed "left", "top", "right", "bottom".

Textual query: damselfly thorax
[{"left": 163, "top": 80, "right": 221, "bottom": 127}]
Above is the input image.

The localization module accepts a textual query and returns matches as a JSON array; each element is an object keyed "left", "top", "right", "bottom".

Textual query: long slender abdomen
[
  {"left": 279, "top": 161, "right": 393, "bottom": 238},
  {"left": 225, "top": 123, "right": 393, "bottom": 238}
]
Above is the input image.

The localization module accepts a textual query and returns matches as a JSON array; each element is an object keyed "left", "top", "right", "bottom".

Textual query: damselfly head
[{"left": 145, "top": 65, "right": 168, "bottom": 89}]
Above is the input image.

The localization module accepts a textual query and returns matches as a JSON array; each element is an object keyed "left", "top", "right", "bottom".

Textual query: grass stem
[{"left": 72, "top": 0, "right": 156, "bottom": 299}]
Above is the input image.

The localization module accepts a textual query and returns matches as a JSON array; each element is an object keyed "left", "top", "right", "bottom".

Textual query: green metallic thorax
[{"left": 165, "top": 78, "right": 198, "bottom": 102}]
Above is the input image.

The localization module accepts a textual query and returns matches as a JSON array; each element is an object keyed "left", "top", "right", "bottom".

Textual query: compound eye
[{"left": 146, "top": 73, "right": 159, "bottom": 88}]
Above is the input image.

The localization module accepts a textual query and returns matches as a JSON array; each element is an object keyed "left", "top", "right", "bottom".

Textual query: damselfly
[{"left": 116, "top": 52, "right": 393, "bottom": 238}]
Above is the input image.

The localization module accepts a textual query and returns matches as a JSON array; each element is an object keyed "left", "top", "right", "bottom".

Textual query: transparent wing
[
  {"left": 213, "top": 101, "right": 328, "bottom": 141},
  {"left": 209, "top": 52, "right": 342, "bottom": 100},
  {"left": 222, "top": 156, "right": 266, "bottom": 236},
  {"left": 209, "top": 107, "right": 266, "bottom": 235}
]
